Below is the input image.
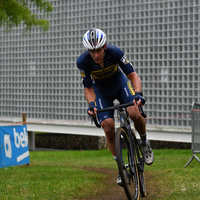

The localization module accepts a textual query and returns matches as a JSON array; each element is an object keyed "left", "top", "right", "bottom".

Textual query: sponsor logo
[
  {"left": 4, "top": 128, "right": 29, "bottom": 163},
  {"left": 120, "top": 55, "right": 130, "bottom": 65},
  {"left": 91, "top": 64, "right": 117, "bottom": 79},
  {"left": 13, "top": 128, "right": 28, "bottom": 148},
  {"left": 4, "top": 135, "right": 12, "bottom": 158},
  {"left": 78, "top": 69, "right": 86, "bottom": 78}
]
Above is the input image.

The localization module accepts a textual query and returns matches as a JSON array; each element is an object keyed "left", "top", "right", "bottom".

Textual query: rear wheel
[{"left": 115, "top": 127, "right": 140, "bottom": 200}]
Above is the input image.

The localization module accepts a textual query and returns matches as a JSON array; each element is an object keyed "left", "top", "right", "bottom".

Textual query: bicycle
[{"left": 91, "top": 98, "right": 147, "bottom": 200}]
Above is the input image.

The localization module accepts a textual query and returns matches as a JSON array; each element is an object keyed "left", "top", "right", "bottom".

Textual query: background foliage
[{"left": 0, "top": 0, "right": 53, "bottom": 33}]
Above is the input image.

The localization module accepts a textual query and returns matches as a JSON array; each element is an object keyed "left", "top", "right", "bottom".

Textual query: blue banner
[{"left": 0, "top": 125, "right": 30, "bottom": 168}]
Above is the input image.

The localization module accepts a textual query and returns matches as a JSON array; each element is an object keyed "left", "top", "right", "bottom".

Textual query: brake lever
[
  {"left": 135, "top": 97, "right": 147, "bottom": 118},
  {"left": 89, "top": 106, "right": 101, "bottom": 128},
  {"left": 89, "top": 106, "right": 94, "bottom": 124},
  {"left": 138, "top": 105, "right": 147, "bottom": 118}
]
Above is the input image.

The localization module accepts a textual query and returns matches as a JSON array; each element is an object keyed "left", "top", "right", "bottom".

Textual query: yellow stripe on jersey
[
  {"left": 127, "top": 81, "right": 135, "bottom": 96},
  {"left": 91, "top": 64, "right": 118, "bottom": 80}
]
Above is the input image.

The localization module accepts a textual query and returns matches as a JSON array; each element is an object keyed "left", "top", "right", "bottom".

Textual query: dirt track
[{"left": 80, "top": 167, "right": 158, "bottom": 200}]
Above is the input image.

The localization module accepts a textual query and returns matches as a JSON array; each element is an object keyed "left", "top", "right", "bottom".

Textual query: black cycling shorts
[{"left": 93, "top": 75, "right": 135, "bottom": 123}]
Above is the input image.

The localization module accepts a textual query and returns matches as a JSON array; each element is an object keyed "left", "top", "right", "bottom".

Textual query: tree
[{"left": 0, "top": 0, "right": 53, "bottom": 34}]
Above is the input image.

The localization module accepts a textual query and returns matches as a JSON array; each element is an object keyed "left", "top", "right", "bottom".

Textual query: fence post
[
  {"left": 22, "top": 113, "right": 26, "bottom": 125},
  {"left": 22, "top": 113, "right": 35, "bottom": 151},
  {"left": 21, "top": 113, "right": 30, "bottom": 166}
]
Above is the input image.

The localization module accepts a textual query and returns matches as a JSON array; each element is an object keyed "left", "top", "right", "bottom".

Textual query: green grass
[
  {"left": 0, "top": 150, "right": 115, "bottom": 200},
  {"left": 0, "top": 149, "right": 199, "bottom": 199},
  {"left": 144, "top": 149, "right": 200, "bottom": 200}
]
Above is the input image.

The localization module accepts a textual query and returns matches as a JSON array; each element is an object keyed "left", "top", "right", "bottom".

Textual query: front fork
[
  {"left": 137, "top": 157, "right": 145, "bottom": 173},
  {"left": 128, "top": 131, "right": 137, "bottom": 175},
  {"left": 128, "top": 130, "right": 145, "bottom": 175}
]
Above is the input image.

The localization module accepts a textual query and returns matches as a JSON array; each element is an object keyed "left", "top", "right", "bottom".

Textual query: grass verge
[
  {"left": 0, "top": 149, "right": 199, "bottom": 199},
  {"left": 144, "top": 149, "right": 200, "bottom": 200}
]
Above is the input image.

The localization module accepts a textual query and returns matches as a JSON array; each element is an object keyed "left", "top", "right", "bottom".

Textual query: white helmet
[{"left": 83, "top": 28, "right": 107, "bottom": 50}]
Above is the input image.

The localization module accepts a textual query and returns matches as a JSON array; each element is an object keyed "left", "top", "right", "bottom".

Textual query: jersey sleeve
[
  {"left": 77, "top": 54, "right": 93, "bottom": 88},
  {"left": 110, "top": 45, "right": 135, "bottom": 75}
]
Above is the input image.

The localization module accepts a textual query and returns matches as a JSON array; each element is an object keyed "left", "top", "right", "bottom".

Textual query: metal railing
[{"left": 185, "top": 102, "right": 200, "bottom": 167}]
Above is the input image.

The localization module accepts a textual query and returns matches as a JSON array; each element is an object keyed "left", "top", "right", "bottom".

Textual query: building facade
[{"left": 0, "top": 0, "right": 199, "bottom": 129}]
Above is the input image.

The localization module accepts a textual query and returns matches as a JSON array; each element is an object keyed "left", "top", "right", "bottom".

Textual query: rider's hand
[
  {"left": 134, "top": 92, "right": 145, "bottom": 106},
  {"left": 87, "top": 102, "right": 97, "bottom": 117}
]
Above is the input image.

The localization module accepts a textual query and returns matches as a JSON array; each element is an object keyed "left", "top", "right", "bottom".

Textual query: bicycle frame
[{"left": 118, "top": 108, "right": 144, "bottom": 174}]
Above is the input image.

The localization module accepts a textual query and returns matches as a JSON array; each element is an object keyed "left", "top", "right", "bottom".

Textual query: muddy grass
[{"left": 80, "top": 167, "right": 160, "bottom": 200}]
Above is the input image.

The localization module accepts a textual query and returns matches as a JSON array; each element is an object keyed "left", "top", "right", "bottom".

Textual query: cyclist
[{"left": 77, "top": 28, "right": 154, "bottom": 185}]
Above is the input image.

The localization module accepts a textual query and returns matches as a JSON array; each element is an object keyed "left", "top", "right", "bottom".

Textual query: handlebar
[{"left": 91, "top": 97, "right": 147, "bottom": 128}]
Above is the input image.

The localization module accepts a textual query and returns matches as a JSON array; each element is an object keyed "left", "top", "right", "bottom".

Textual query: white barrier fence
[
  {"left": 0, "top": 119, "right": 191, "bottom": 151},
  {"left": 0, "top": 104, "right": 192, "bottom": 153}
]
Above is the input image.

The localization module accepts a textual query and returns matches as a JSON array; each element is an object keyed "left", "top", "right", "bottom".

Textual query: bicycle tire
[
  {"left": 139, "top": 171, "right": 146, "bottom": 197},
  {"left": 132, "top": 131, "right": 146, "bottom": 197},
  {"left": 115, "top": 127, "right": 140, "bottom": 200}
]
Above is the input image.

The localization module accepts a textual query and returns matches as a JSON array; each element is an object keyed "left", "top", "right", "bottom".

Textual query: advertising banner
[{"left": 0, "top": 125, "right": 30, "bottom": 168}]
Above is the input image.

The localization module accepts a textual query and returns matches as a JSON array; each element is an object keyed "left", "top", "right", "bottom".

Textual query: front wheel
[
  {"left": 132, "top": 130, "right": 146, "bottom": 197},
  {"left": 115, "top": 127, "right": 140, "bottom": 200},
  {"left": 139, "top": 170, "right": 146, "bottom": 197}
]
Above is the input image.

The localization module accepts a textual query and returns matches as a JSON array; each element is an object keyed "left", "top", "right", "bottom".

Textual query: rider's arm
[
  {"left": 127, "top": 72, "right": 142, "bottom": 94},
  {"left": 77, "top": 52, "right": 93, "bottom": 88},
  {"left": 84, "top": 87, "right": 97, "bottom": 116},
  {"left": 77, "top": 53, "right": 98, "bottom": 116},
  {"left": 109, "top": 46, "right": 144, "bottom": 105},
  {"left": 127, "top": 72, "right": 145, "bottom": 106},
  {"left": 84, "top": 87, "right": 96, "bottom": 104}
]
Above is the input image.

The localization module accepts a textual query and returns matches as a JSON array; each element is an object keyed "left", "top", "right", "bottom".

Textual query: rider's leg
[
  {"left": 127, "top": 105, "right": 154, "bottom": 165},
  {"left": 127, "top": 105, "right": 146, "bottom": 135},
  {"left": 101, "top": 118, "right": 124, "bottom": 186},
  {"left": 101, "top": 118, "right": 116, "bottom": 157}
]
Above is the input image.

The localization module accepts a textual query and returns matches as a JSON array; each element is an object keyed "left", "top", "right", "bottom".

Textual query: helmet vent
[{"left": 83, "top": 28, "right": 106, "bottom": 49}]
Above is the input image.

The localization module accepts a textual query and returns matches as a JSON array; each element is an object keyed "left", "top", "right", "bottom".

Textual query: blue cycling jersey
[
  {"left": 77, "top": 44, "right": 135, "bottom": 88},
  {"left": 77, "top": 44, "right": 136, "bottom": 123}
]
